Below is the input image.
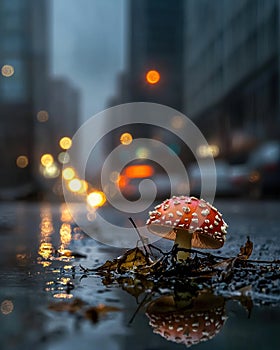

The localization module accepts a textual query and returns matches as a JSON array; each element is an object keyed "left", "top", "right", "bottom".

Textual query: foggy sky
[{"left": 51, "top": 0, "right": 126, "bottom": 124}]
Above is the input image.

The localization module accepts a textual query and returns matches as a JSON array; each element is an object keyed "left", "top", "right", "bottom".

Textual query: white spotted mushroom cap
[
  {"left": 146, "top": 196, "right": 228, "bottom": 249},
  {"left": 146, "top": 294, "right": 227, "bottom": 347}
]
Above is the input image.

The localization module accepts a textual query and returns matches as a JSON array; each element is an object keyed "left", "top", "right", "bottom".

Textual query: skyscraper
[
  {"left": 0, "top": 0, "right": 49, "bottom": 198},
  {"left": 184, "top": 0, "right": 280, "bottom": 156},
  {"left": 109, "top": 0, "right": 185, "bottom": 111}
]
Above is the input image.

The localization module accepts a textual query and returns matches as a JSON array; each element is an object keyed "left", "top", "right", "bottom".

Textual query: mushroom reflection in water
[{"left": 146, "top": 291, "right": 227, "bottom": 347}]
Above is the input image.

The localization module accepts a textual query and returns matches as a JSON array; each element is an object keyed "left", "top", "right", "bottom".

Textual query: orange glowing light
[
  {"left": 60, "top": 203, "right": 73, "bottom": 223},
  {"left": 59, "top": 137, "right": 72, "bottom": 150},
  {"left": 146, "top": 70, "right": 160, "bottom": 84},
  {"left": 117, "top": 175, "right": 127, "bottom": 188},
  {"left": 87, "top": 191, "right": 106, "bottom": 207},
  {"left": 38, "top": 242, "right": 54, "bottom": 260},
  {"left": 125, "top": 165, "right": 154, "bottom": 178},
  {"left": 62, "top": 167, "right": 75, "bottom": 180},
  {"left": 16, "top": 155, "right": 28, "bottom": 168},
  {"left": 41, "top": 154, "right": 54, "bottom": 167},
  {"left": 59, "top": 223, "right": 72, "bottom": 247},
  {"left": 120, "top": 132, "right": 133, "bottom": 145}
]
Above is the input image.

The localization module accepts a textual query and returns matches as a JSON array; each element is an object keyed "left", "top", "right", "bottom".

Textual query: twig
[
  {"left": 128, "top": 292, "right": 151, "bottom": 325},
  {"left": 129, "top": 217, "right": 149, "bottom": 256}
]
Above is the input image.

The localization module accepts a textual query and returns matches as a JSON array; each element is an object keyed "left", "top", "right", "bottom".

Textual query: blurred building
[
  {"left": 0, "top": 0, "right": 80, "bottom": 199},
  {"left": 36, "top": 77, "right": 80, "bottom": 156},
  {"left": 34, "top": 76, "right": 80, "bottom": 197},
  {"left": 109, "top": 0, "right": 185, "bottom": 110},
  {"left": 0, "top": 0, "right": 49, "bottom": 199},
  {"left": 106, "top": 0, "right": 186, "bottom": 166},
  {"left": 184, "top": 0, "right": 280, "bottom": 157}
]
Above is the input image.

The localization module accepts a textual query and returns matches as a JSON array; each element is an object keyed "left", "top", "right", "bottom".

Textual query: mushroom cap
[
  {"left": 146, "top": 196, "right": 228, "bottom": 249},
  {"left": 146, "top": 293, "right": 227, "bottom": 347}
]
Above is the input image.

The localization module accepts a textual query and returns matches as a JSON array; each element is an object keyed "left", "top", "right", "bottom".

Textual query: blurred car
[
  {"left": 188, "top": 160, "right": 232, "bottom": 197},
  {"left": 188, "top": 159, "right": 251, "bottom": 197},
  {"left": 245, "top": 141, "right": 280, "bottom": 198},
  {"left": 118, "top": 162, "right": 190, "bottom": 200}
]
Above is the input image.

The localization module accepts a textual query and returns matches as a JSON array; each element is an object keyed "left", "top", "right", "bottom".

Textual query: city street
[{"left": 0, "top": 198, "right": 279, "bottom": 350}]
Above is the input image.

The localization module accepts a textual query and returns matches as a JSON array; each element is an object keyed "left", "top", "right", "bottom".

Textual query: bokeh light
[
  {"left": 78, "top": 180, "right": 88, "bottom": 193},
  {"left": 1, "top": 64, "right": 14, "bottom": 77},
  {"left": 146, "top": 69, "right": 160, "bottom": 84},
  {"left": 37, "top": 110, "right": 49, "bottom": 122},
  {"left": 87, "top": 190, "right": 106, "bottom": 207},
  {"left": 58, "top": 152, "right": 70, "bottom": 164},
  {"left": 1, "top": 300, "right": 14, "bottom": 315},
  {"left": 59, "top": 137, "right": 72, "bottom": 150},
  {"left": 197, "top": 145, "right": 220, "bottom": 158},
  {"left": 68, "top": 178, "right": 82, "bottom": 192},
  {"left": 136, "top": 147, "right": 150, "bottom": 159},
  {"left": 171, "top": 115, "right": 185, "bottom": 129},
  {"left": 16, "top": 155, "right": 29, "bottom": 168},
  {"left": 41, "top": 154, "right": 54, "bottom": 167},
  {"left": 43, "top": 163, "right": 60, "bottom": 178},
  {"left": 62, "top": 167, "right": 75, "bottom": 180},
  {"left": 120, "top": 132, "right": 133, "bottom": 145},
  {"left": 109, "top": 171, "right": 120, "bottom": 183}
]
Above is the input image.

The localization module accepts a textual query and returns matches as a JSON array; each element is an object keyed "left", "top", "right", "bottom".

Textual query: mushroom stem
[{"left": 174, "top": 229, "right": 192, "bottom": 260}]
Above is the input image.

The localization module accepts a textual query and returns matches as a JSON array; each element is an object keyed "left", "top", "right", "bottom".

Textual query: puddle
[{"left": 0, "top": 201, "right": 279, "bottom": 350}]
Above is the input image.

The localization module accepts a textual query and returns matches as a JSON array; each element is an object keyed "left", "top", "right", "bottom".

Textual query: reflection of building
[
  {"left": 109, "top": 0, "right": 185, "bottom": 111},
  {"left": 184, "top": 0, "right": 280, "bottom": 157},
  {"left": 0, "top": 0, "right": 49, "bottom": 198}
]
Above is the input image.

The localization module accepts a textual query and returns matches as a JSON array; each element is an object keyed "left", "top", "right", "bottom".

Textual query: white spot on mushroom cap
[
  {"left": 182, "top": 206, "right": 190, "bottom": 213},
  {"left": 201, "top": 208, "right": 210, "bottom": 216},
  {"left": 221, "top": 225, "right": 227, "bottom": 234}
]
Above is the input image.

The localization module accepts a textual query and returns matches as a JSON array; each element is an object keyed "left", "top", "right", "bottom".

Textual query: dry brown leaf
[
  {"left": 98, "top": 247, "right": 154, "bottom": 273},
  {"left": 238, "top": 236, "right": 253, "bottom": 260}
]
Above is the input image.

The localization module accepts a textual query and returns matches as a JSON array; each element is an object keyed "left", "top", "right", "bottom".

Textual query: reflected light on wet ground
[{"left": 0, "top": 200, "right": 279, "bottom": 350}]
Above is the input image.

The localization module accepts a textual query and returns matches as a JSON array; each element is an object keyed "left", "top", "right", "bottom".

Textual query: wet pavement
[{"left": 0, "top": 199, "right": 280, "bottom": 350}]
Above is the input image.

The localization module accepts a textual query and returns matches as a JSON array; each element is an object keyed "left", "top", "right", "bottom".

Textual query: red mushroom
[
  {"left": 146, "top": 196, "right": 228, "bottom": 260},
  {"left": 146, "top": 291, "right": 227, "bottom": 347}
]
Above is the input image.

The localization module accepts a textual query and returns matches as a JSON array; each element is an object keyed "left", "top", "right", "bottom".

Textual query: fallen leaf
[
  {"left": 238, "top": 236, "right": 253, "bottom": 260},
  {"left": 98, "top": 247, "right": 154, "bottom": 273}
]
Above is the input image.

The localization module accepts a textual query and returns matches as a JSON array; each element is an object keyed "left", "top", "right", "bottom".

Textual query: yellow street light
[
  {"left": 41, "top": 154, "right": 54, "bottom": 167},
  {"left": 59, "top": 137, "right": 72, "bottom": 150}
]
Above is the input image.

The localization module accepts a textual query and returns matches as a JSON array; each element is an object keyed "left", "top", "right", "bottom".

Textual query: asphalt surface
[{"left": 0, "top": 199, "right": 279, "bottom": 350}]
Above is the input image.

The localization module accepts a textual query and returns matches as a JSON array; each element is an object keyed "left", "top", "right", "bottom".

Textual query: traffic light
[{"left": 146, "top": 69, "right": 160, "bottom": 84}]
